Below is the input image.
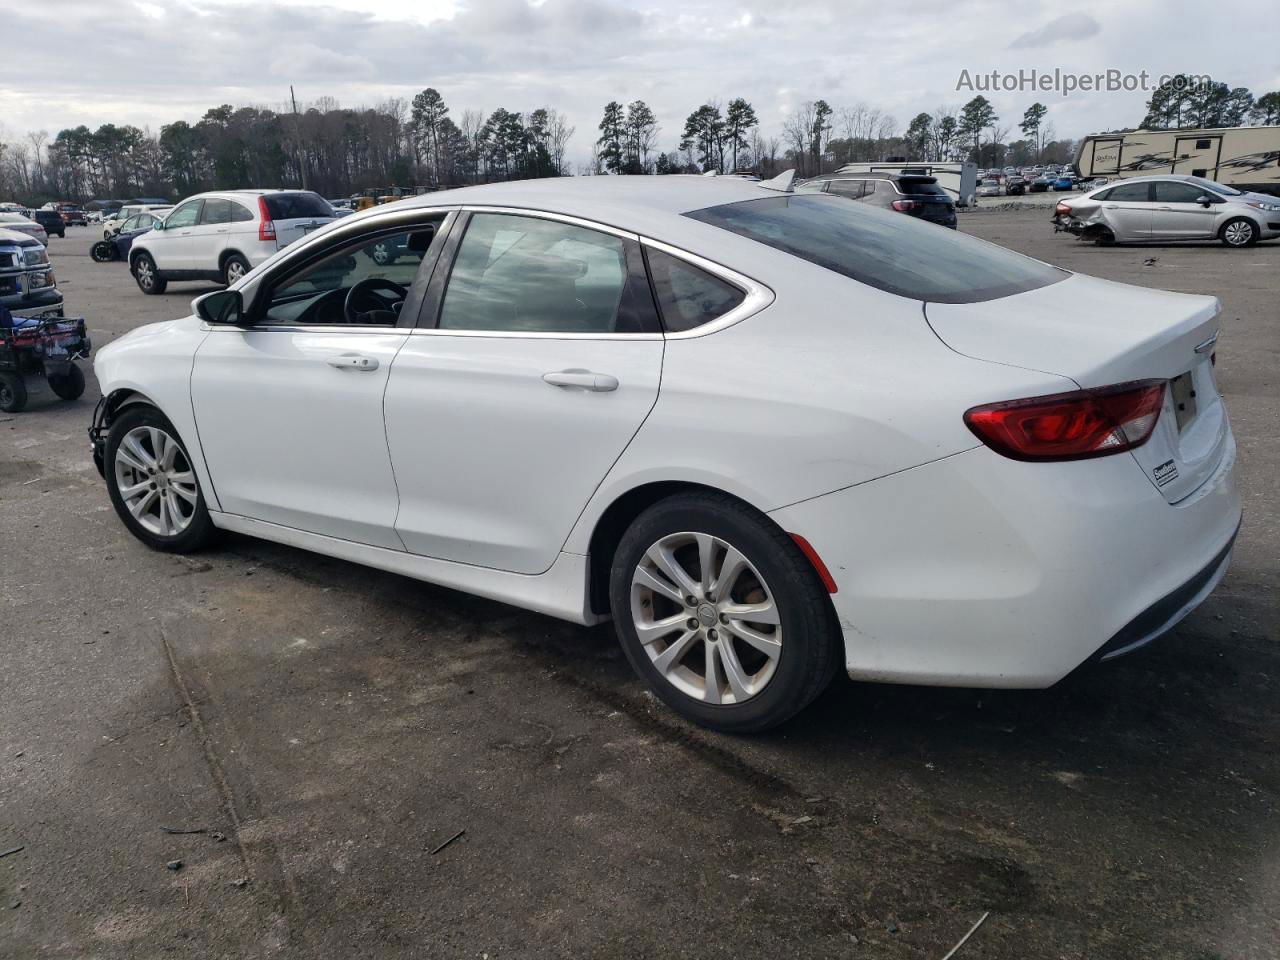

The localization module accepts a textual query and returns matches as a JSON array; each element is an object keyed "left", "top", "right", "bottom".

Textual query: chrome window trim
[
  {"left": 641, "top": 237, "right": 774, "bottom": 340},
  {"left": 407, "top": 328, "right": 663, "bottom": 342},
  {"left": 200, "top": 323, "right": 404, "bottom": 335}
]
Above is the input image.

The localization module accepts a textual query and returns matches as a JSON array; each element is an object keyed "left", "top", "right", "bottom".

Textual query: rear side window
[
  {"left": 827, "top": 180, "right": 864, "bottom": 199},
  {"left": 645, "top": 248, "right": 745, "bottom": 332},
  {"left": 684, "top": 194, "right": 1066, "bottom": 304},
  {"left": 200, "top": 198, "right": 233, "bottom": 225},
  {"left": 263, "top": 192, "right": 333, "bottom": 220}
]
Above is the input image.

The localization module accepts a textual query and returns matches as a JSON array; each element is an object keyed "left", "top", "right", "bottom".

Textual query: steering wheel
[{"left": 345, "top": 277, "right": 408, "bottom": 324}]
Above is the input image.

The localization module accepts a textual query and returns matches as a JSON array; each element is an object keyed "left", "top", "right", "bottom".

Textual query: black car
[
  {"left": 798, "top": 173, "right": 958, "bottom": 228},
  {"left": 31, "top": 210, "right": 65, "bottom": 239}
]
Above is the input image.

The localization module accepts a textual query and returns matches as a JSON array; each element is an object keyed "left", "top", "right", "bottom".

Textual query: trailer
[
  {"left": 834, "top": 161, "right": 978, "bottom": 207},
  {"left": 1075, "top": 126, "right": 1280, "bottom": 195}
]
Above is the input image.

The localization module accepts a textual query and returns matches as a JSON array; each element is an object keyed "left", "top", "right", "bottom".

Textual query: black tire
[
  {"left": 1220, "top": 217, "right": 1258, "bottom": 247},
  {"left": 0, "top": 373, "right": 28, "bottom": 413},
  {"left": 222, "top": 253, "right": 250, "bottom": 287},
  {"left": 48, "top": 363, "right": 85, "bottom": 401},
  {"left": 91, "top": 240, "right": 116, "bottom": 262},
  {"left": 104, "top": 405, "right": 218, "bottom": 553},
  {"left": 132, "top": 252, "right": 167, "bottom": 294},
  {"left": 609, "top": 491, "right": 841, "bottom": 733},
  {"left": 1093, "top": 227, "right": 1116, "bottom": 246}
]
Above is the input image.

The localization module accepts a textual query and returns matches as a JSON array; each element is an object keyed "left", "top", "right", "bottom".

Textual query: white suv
[{"left": 129, "top": 190, "right": 336, "bottom": 294}]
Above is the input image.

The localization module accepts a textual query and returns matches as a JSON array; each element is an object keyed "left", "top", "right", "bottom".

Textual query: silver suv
[{"left": 1053, "top": 174, "right": 1280, "bottom": 246}]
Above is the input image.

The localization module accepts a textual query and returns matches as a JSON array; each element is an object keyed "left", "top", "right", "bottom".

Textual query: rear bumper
[{"left": 769, "top": 430, "right": 1241, "bottom": 688}]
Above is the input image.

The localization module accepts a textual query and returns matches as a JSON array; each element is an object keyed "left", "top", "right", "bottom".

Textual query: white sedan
[
  {"left": 91, "top": 174, "right": 1241, "bottom": 732},
  {"left": 0, "top": 212, "right": 48, "bottom": 245}
]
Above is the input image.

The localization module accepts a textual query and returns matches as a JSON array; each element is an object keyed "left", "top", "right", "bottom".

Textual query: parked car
[
  {"left": 58, "top": 205, "right": 87, "bottom": 226},
  {"left": 1052, "top": 175, "right": 1076, "bottom": 191},
  {"left": 102, "top": 204, "right": 172, "bottom": 239},
  {"left": 90, "top": 175, "right": 1240, "bottom": 733},
  {"left": 91, "top": 212, "right": 168, "bottom": 262},
  {"left": 796, "top": 172, "right": 957, "bottom": 228},
  {"left": 0, "top": 227, "right": 63, "bottom": 325},
  {"left": 1005, "top": 177, "right": 1027, "bottom": 196},
  {"left": 31, "top": 209, "right": 66, "bottom": 238},
  {"left": 128, "top": 190, "right": 338, "bottom": 293},
  {"left": 1053, "top": 174, "right": 1280, "bottom": 246},
  {"left": 0, "top": 213, "right": 49, "bottom": 245},
  {"left": 976, "top": 179, "right": 1003, "bottom": 197}
]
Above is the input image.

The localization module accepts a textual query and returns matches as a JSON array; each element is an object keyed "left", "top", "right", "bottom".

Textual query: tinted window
[
  {"left": 1154, "top": 181, "right": 1210, "bottom": 204},
  {"left": 439, "top": 214, "right": 655, "bottom": 334},
  {"left": 684, "top": 194, "right": 1065, "bottom": 304},
  {"left": 200, "top": 198, "right": 233, "bottom": 225},
  {"left": 263, "top": 192, "right": 334, "bottom": 220},
  {"left": 646, "top": 248, "right": 746, "bottom": 333},
  {"left": 827, "top": 180, "right": 864, "bottom": 199},
  {"left": 230, "top": 202, "right": 254, "bottom": 223},
  {"left": 1107, "top": 182, "right": 1152, "bottom": 202},
  {"left": 898, "top": 177, "right": 945, "bottom": 196},
  {"left": 165, "top": 201, "right": 201, "bottom": 229}
]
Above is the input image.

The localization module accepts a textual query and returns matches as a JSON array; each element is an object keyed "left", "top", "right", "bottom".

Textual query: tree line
[{"left": 2, "top": 73, "right": 1277, "bottom": 205}]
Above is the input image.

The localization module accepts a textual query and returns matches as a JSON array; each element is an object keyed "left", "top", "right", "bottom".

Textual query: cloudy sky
[{"left": 3, "top": 0, "right": 1277, "bottom": 164}]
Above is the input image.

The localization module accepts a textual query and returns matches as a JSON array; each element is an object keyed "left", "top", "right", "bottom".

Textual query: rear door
[
  {"left": 1150, "top": 180, "right": 1220, "bottom": 239},
  {"left": 1098, "top": 181, "right": 1154, "bottom": 240},
  {"left": 384, "top": 210, "right": 664, "bottom": 574},
  {"left": 263, "top": 192, "right": 337, "bottom": 251},
  {"left": 194, "top": 198, "right": 234, "bottom": 270}
]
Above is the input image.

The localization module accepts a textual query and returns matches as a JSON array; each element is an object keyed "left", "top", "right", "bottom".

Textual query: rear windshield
[
  {"left": 684, "top": 194, "right": 1067, "bottom": 304},
  {"left": 898, "top": 178, "right": 947, "bottom": 196},
  {"left": 263, "top": 192, "right": 334, "bottom": 220}
]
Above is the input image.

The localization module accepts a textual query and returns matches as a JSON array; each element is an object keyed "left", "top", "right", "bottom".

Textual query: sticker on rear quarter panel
[{"left": 1154, "top": 459, "right": 1179, "bottom": 487}]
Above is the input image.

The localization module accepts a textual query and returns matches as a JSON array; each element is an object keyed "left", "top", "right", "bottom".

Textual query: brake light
[
  {"left": 891, "top": 199, "right": 921, "bottom": 213},
  {"left": 964, "top": 380, "right": 1166, "bottom": 461},
  {"left": 257, "top": 196, "right": 275, "bottom": 242},
  {"left": 1055, "top": 202, "right": 1072, "bottom": 216}
]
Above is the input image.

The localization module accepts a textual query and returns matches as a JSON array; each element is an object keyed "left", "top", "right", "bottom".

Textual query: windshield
[
  {"left": 1186, "top": 175, "right": 1242, "bottom": 197},
  {"left": 684, "top": 194, "right": 1066, "bottom": 304}
]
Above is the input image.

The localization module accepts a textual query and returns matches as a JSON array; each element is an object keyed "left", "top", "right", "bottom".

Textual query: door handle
[
  {"left": 1103, "top": 205, "right": 1118, "bottom": 210},
  {"left": 326, "top": 354, "right": 379, "bottom": 371},
  {"left": 542, "top": 370, "right": 618, "bottom": 392},
  {"left": 1156, "top": 206, "right": 1174, "bottom": 211}
]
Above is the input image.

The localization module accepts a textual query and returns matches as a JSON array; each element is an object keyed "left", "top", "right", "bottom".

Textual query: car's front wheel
[
  {"left": 105, "top": 406, "right": 217, "bottom": 552},
  {"left": 1220, "top": 217, "right": 1258, "bottom": 247},
  {"left": 132, "top": 253, "right": 167, "bottom": 294},
  {"left": 609, "top": 492, "right": 841, "bottom": 733}
]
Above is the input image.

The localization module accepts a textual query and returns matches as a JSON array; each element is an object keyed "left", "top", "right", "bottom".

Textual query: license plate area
[{"left": 1171, "top": 372, "right": 1197, "bottom": 432}]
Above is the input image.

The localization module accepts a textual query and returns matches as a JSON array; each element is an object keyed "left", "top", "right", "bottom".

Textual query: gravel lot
[{"left": 2, "top": 216, "right": 1276, "bottom": 959}]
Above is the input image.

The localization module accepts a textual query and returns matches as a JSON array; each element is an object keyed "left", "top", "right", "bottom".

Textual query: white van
[
  {"left": 833, "top": 161, "right": 979, "bottom": 207},
  {"left": 1075, "top": 126, "right": 1280, "bottom": 195},
  {"left": 129, "top": 190, "right": 337, "bottom": 294}
]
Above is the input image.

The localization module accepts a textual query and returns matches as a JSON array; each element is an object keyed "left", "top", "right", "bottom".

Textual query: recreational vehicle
[
  {"left": 832, "top": 161, "right": 978, "bottom": 207},
  {"left": 1075, "top": 127, "right": 1280, "bottom": 195}
]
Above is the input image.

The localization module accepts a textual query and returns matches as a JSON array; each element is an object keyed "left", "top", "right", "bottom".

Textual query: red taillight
[
  {"left": 892, "top": 199, "right": 921, "bottom": 213},
  {"left": 1055, "top": 202, "right": 1072, "bottom": 216},
  {"left": 257, "top": 196, "right": 275, "bottom": 242},
  {"left": 964, "top": 380, "right": 1166, "bottom": 462}
]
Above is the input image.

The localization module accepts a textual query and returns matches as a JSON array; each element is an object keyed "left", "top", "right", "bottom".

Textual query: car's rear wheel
[
  {"left": 132, "top": 253, "right": 166, "bottom": 294},
  {"left": 0, "top": 373, "right": 28, "bottom": 413},
  {"left": 47, "top": 364, "right": 85, "bottom": 401},
  {"left": 222, "top": 254, "right": 249, "bottom": 286},
  {"left": 105, "top": 406, "right": 216, "bottom": 552},
  {"left": 1093, "top": 226, "right": 1116, "bottom": 246},
  {"left": 609, "top": 492, "right": 841, "bottom": 733},
  {"left": 1220, "top": 217, "right": 1258, "bottom": 247}
]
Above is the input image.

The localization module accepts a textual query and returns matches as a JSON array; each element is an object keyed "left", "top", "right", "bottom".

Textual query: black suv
[
  {"left": 31, "top": 210, "right": 66, "bottom": 239},
  {"left": 798, "top": 173, "right": 957, "bottom": 228}
]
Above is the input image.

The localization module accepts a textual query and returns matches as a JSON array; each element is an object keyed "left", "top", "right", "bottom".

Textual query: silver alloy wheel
[
  {"left": 630, "top": 531, "right": 782, "bottom": 705},
  {"left": 226, "top": 259, "right": 246, "bottom": 283},
  {"left": 135, "top": 257, "right": 154, "bottom": 290},
  {"left": 1224, "top": 221, "right": 1253, "bottom": 246},
  {"left": 113, "top": 425, "right": 199, "bottom": 537}
]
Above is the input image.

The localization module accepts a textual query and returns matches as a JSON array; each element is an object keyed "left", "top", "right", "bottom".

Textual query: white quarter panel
[
  {"left": 190, "top": 328, "right": 408, "bottom": 549},
  {"left": 385, "top": 333, "right": 663, "bottom": 574}
]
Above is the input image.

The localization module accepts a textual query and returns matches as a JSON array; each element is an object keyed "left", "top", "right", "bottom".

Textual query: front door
[
  {"left": 1150, "top": 179, "right": 1222, "bottom": 239},
  {"left": 152, "top": 198, "right": 203, "bottom": 271},
  {"left": 385, "top": 211, "right": 664, "bottom": 574},
  {"left": 190, "top": 223, "right": 442, "bottom": 549}
]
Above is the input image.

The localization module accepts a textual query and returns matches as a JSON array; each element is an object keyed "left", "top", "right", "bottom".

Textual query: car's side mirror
[
  {"left": 1196, "top": 196, "right": 1213, "bottom": 207},
  {"left": 152, "top": 219, "right": 165, "bottom": 231},
  {"left": 195, "top": 289, "right": 248, "bottom": 326}
]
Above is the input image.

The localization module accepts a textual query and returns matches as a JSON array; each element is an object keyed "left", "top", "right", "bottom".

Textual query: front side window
[
  {"left": 1154, "top": 181, "right": 1209, "bottom": 204},
  {"left": 1107, "top": 182, "right": 1152, "bottom": 202},
  {"left": 260, "top": 226, "right": 439, "bottom": 326},
  {"left": 684, "top": 194, "right": 1065, "bottom": 304},
  {"left": 646, "top": 248, "right": 745, "bottom": 333},
  {"left": 165, "top": 201, "right": 201, "bottom": 229},
  {"left": 438, "top": 213, "right": 656, "bottom": 334}
]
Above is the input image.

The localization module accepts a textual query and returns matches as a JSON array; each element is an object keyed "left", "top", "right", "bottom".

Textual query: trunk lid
[{"left": 926, "top": 272, "right": 1228, "bottom": 503}]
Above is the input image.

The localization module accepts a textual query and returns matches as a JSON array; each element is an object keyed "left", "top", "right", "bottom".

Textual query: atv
[{"left": 0, "top": 308, "right": 92, "bottom": 413}]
